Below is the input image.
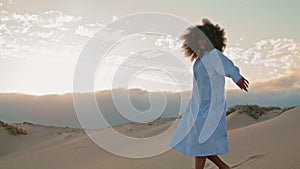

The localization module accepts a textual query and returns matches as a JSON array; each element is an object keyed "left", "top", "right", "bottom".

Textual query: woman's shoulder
[{"left": 205, "top": 48, "right": 223, "bottom": 58}]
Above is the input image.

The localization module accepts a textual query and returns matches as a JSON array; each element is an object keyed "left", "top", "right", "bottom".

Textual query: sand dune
[
  {"left": 0, "top": 107, "right": 299, "bottom": 169},
  {"left": 226, "top": 109, "right": 282, "bottom": 130},
  {"left": 0, "top": 118, "right": 192, "bottom": 169},
  {"left": 222, "top": 106, "right": 300, "bottom": 169}
]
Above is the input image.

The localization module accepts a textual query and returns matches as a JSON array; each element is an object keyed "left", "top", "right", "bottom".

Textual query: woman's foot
[{"left": 207, "top": 155, "right": 230, "bottom": 169}]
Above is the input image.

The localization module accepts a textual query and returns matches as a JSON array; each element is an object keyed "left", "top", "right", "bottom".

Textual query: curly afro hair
[{"left": 180, "top": 18, "right": 227, "bottom": 62}]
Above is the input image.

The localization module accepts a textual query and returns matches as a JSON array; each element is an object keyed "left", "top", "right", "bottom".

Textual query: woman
[{"left": 169, "top": 18, "right": 249, "bottom": 169}]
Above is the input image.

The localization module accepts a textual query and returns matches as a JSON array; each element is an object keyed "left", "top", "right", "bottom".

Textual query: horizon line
[{"left": 0, "top": 87, "right": 195, "bottom": 97}]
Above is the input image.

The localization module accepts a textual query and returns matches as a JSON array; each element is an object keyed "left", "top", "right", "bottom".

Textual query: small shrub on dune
[
  {"left": 226, "top": 104, "right": 291, "bottom": 120},
  {"left": 0, "top": 120, "right": 28, "bottom": 136}
]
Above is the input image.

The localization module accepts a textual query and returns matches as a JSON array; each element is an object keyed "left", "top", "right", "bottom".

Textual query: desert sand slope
[
  {"left": 0, "top": 119, "right": 193, "bottom": 169},
  {"left": 221, "top": 106, "right": 300, "bottom": 169},
  {"left": 0, "top": 107, "right": 299, "bottom": 169},
  {"left": 226, "top": 109, "right": 282, "bottom": 130},
  {"left": 0, "top": 123, "right": 84, "bottom": 157}
]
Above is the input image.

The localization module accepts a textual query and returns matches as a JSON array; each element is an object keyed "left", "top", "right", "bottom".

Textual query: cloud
[
  {"left": 37, "top": 10, "right": 82, "bottom": 28},
  {"left": 0, "top": 10, "right": 81, "bottom": 34},
  {"left": 0, "top": 3, "right": 298, "bottom": 97},
  {"left": 0, "top": 10, "right": 86, "bottom": 61},
  {"left": 154, "top": 34, "right": 182, "bottom": 51},
  {"left": 225, "top": 38, "right": 300, "bottom": 68},
  {"left": 141, "top": 49, "right": 163, "bottom": 58},
  {"left": 250, "top": 66, "right": 300, "bottom": 92},
  {"left": 75, "top": 23, "right": 104, "bottom": 38},
  {"left": 224, "top": 38, "right": 300, "bottom": 82},
  {"left": 224, "top": 66, "right": 299, "bottom": 107}
]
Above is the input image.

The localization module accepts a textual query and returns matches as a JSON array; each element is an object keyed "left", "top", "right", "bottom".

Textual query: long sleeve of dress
[{"left": 214, "top": 49, "right": 243, "bottom": 84}]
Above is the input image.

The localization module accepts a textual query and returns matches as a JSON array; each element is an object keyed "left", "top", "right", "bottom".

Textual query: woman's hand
[{"left": 237, "top": 77, "right": 249, "bottom": 92}]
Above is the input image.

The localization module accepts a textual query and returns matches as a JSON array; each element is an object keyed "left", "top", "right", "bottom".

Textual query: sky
[{"left": 0, "top": 0, "right": 300, "bottom": 95}]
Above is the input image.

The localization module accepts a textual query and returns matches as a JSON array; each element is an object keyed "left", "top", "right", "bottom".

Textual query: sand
[
  {"left": 0, "top": 107, "right": 299, "bottom": 169},
  {"left": 226, "top": 109, "right": 283, "bottom": 130}
]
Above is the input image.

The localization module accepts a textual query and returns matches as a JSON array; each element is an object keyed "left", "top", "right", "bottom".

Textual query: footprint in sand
[
  {"left": 64, "top": 134, "right": 73, "bottom": 139},
  {"left": 230, "top": 153, "right": 266, "bottom": 169}
]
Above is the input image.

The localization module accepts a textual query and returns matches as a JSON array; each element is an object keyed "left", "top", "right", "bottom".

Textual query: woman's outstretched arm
[{"left": 215, "top": 49, "right": 249, "bottom": 91}]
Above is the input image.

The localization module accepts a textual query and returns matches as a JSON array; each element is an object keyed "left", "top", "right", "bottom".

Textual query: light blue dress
[{"left": 169, "top": 48, "right": 243, "bottom": 156}]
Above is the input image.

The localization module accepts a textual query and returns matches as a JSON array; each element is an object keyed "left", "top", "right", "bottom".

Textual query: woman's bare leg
[
  {"left": 195, "top": 156, "right": 207, "bottom": 169},
  {"left": 207, "top": 155, "right": 230, "bottom": 169}
]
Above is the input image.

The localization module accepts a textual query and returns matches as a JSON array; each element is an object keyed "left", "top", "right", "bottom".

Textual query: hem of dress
[{"left": 170, "top": 146, "right": 229, "bottom": 157}]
